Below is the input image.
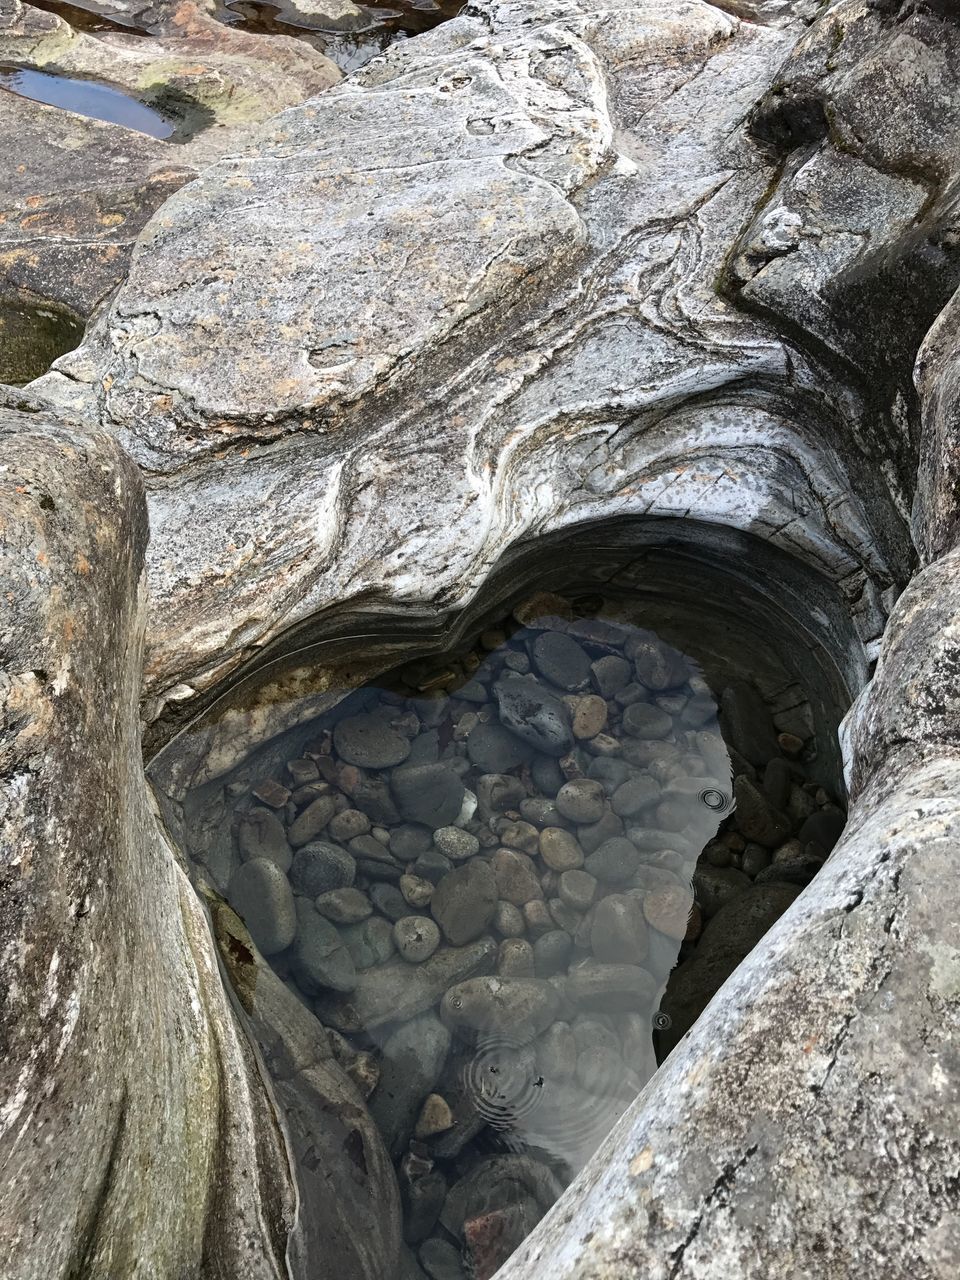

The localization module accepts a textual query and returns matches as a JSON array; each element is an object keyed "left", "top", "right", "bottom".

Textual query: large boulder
[{"left": 0, "top": 399, "right": 293, "bottom": 1278}]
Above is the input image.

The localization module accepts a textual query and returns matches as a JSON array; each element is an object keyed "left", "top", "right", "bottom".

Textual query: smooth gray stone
[
  {"left": 441, "top": 976, "right": 560, "bottom": 1040},
  {"left": 467, "top": 721, "right": 533, "bottom": 772},
  {"left": 237, "top": 808, "right": 292, "bottom": 871},
  {"left": 393, "top": 763, "right": 466, "bottom": 829},
  {"left": 227, "top": 857, "right": 296, "bottom": 955},
  {"left": 291, "top": 899, "right": 356, "bottom": 994},
  {"left": 315, "top": 939, "right": 498, "bottom": 1033},
  {"left": 369, "top": 1013, "right": 451, "bottom": 1156},
  {"left": 431, "top": 860, "right": 498, "bottom": 944},
  {"left": 334, "top": 711, "right": 412, "bottom": 768},
  {"left": 494, "top": 677, "right": 574, "bottom": 757},
  {"left": 290, "top": 841, "right": 356, "bottom": 896}
]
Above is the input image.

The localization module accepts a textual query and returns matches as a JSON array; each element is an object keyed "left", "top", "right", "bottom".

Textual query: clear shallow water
[
  {"left": 158, "top": 597, "right": 846, "bottom": 1280},
  {"left": 0, "top": 65, "right": 176, "bottom": 138}
]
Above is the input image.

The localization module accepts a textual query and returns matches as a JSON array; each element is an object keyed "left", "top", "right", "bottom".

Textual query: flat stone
[
  {"left": 227, "top": 857, "right": 297, "bottom": 955},
  {"left": 530, "top": 631, "right": 591, "bottom": 691},
  {"left": 393, "top": 764, "right": 466, "bottom": 830},
  {"left": 340, "top": 916, "right": 396, "bottom": 970},
  {"left": 566, "top": 963, "right": 657, "bottom": 1014},
  {"left": 441, "top": 976, "right": 560, "bottom": 1040},
  {"left": 584, "top": 837, "right": 641, "bottom": 885},
  {"left": 643, "top": 885, "right": 697, "bottom": 941},
  {"left": 587, "top": 757, "right": 634, "bottom": 794},
  {"left": 333, "top": 712, "right": 412, "bottom": 769},
  {"left": 237, "top": 809, "right": 292, "bottom": 872},
  {"left": 467, "top": 722, "right": 532, "bottom": 772},
  {"left": 314, "top": 887, "right": 373, "bottom": 924},
  {"left": 395, "top": 916, "right": 442, "bottom": 963},
  {"left": 370, "top": 882, "right": 409, "bottom": 922},
  {"left": 287, "top": 792, "right": 336, "bottom": 847},
  {"left": 494, "top": 678, "right": 573, "bottom": 757},
  {"left": 370, "top": 1013, "right": 450, "bottom": 1156},
  {"left": 291, "top": 900, "right": 356, "bottom": 994},
  {"left": 315, "top": 939, "right": 498, "bottom": 1033},
  {"left": 533, "top": 930, "right": 573, "bottom": 976},
  {"left": 414, "top": 850, "right": 455, "bottom": 884},
  {"left": 494, "top": 901, "right": 526, "bottom": 938},
  {"left": 431, "top": 861, "right": 498, "bottom": 945},
  {"left": 392, "top": 823, "right": 434, "bottom": 858},
  {"left": 590, "top": 894, "right": 649, "bottom": 965},
  {"left": 519, "top": 797, "right": 566, "bottom": 828},
  {"left": 441, "top": 1157, "right": 562, "bottom": 1244},
  {"left": 558, "top": 869, "right": 597, "bottom": 911},
  {"left": 536, "top": 1021, "right": 577, "bottom": 1080},
  {"left": 530, "top": 755, "right": 566, "bottom": 796},
  {"left": 611, "top": 775, "right": 661, "bottom": 818},
  {"left": 578, "top": 809, "right": 625, "bottom": 854},
  {"left": 590, "top": 655, "right": 633, "bottom": 698}
]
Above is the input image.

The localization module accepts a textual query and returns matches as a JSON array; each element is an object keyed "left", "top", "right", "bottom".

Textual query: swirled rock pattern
[
  {"left": 35, "top": 0, "right": 909, "bottom": 730},
  {"left": 3, "top": 0, "right": 960, "bottom": 1276}
]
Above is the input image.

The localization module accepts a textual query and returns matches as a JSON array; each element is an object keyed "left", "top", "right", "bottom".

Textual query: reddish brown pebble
[
  {"left": 251, "top": 778, "right": 290, "bottom": 809},
  {"left": 778, "top": 732, "right": 804, "bottom": 758}
]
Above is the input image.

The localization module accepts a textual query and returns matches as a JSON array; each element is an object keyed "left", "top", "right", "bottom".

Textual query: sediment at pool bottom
[{"left": 185, "top": 597, "right": 846, "bottom": 1280}]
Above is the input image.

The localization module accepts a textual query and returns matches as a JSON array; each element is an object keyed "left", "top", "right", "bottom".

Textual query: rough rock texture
[
  {"left": 211, "top": 904, "right": 403, "bottom": 1280},
  {"left": 0, "top": 0, "right": 339, "bottom": 345},
  {"left": 0, "top": 399, "right": 293, "bottom": 1278},
  {"left": 5, "top": 0, "right": 960, "bottom": 1275},
  {"left": 33, "top": 0, "right": 905, "bottom": 737}
]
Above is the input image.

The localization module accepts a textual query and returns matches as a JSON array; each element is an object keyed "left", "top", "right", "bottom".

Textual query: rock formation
[{"left": 2, "top": 0, "right": 960, "bottom": 1276}]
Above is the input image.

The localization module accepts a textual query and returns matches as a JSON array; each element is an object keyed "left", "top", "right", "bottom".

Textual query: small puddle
[
  {"left": 152, "top": 592, "right": 847, "bottom": 1280},
  {"left": 0, "top": 65, "right": 176, "bottom": 139}
]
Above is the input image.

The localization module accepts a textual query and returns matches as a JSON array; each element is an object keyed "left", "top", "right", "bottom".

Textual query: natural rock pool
[
  {"left": 0, "top": 63, "right": 178, "bottom": 137},
  {"left": 152, "top": 590, "right": 846, "bottom": 1280}
]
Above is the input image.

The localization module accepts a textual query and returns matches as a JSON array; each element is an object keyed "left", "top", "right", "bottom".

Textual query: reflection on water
[
  {"left": 160, "top": 596, "right": 845, "bottom": 1280},
  {"left": 0, "top": 65, "right": 176, "bottom": 138}
]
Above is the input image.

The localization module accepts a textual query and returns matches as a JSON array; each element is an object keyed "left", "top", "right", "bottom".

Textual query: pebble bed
[{"left": 197, "top": 594, "right": 846, "bottom": 1280}]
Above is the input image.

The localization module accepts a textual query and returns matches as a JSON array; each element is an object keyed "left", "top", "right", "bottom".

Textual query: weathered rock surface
[
  {"left": 6, "top": 0, "right": 960, "bottom": 1275},
  {"left": 30, "top": 0, "right": 898, "bottom": 749},
  {"left": 0, "top": 0, "right": 339, "bottom": 342},
  {"left": 0, "top": 402, "right": 293, "bottom": 1278}
]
